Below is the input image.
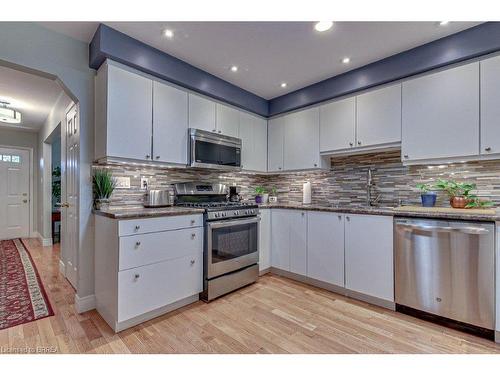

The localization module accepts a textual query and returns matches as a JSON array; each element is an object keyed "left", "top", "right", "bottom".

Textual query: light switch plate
[
  {"left": 140, "top": 177, "right": 149, "bottom": 190},
  {"left": 115, "top": 176, "right": 131, "bottom": 189}
]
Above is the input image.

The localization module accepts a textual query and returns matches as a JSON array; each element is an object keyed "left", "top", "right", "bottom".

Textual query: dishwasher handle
[{"left": 397, "top": 223, "right": 490, "bottom": 235}]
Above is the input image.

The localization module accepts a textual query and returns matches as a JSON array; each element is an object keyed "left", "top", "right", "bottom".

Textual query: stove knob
[{"left": 234, "top": 211, "right": 239, "bottom": 216}]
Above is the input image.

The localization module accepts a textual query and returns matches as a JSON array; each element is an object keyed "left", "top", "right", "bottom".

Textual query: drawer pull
[
  {"left": 190, "top": 219, "right": 196, "bottom": 225},
  {"left": 485, "top": 147, "right": 492, "bottom": 152},
  {"left": 191, "top": 233, "right": 196, "bottom": 239},
  {"left": 135, "top": 241, "right": 141, "bottom": 247},
  {"left": 190, "top": 259, "right": 196, "bottom": 265},
  {"left": 134, "top": 225, "right": 140, "bottom": 231},
  {"left": 346, "top": 216, "right": 350, "bottom": 221},
  {"left": 134, "top": 274, "right": 140, "bottom": 281},
  {"left": 338, "top": 215, "right": 342, "bottom": 220}
]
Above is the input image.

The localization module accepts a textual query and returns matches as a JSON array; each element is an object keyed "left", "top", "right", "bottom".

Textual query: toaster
[{"left": 143, "top": 189, "right": 174, "bottom": 208}]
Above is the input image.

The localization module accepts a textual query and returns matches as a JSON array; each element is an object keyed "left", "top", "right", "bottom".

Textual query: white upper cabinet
[
  {"left": 96, "top": 62, "right": 153, "bottom": 161},
  {"left": 267, "top": 117, "right": 285, "bottom": 172},
  {"left": 402, "top": 62, "right": 480, "bottom": 162},
  {"left": 216, "top": 104, "right": 240, "bottom": 137},
  {"left": 307, "top": 212, "right": 344, "bottom": 287},
  {"left": 356, "top": 84, "right": 401, "bottom": 147},
  {"left": 319, "top": 97, "right": 356, "bottom": 152},
  {"left": 152, "top": 81, "right": 188, "bottom": 165},
  {"left": 188, "top": 94, "right": 216, "bottom": 132},
  {"left": 239, "top": 112, "right": 267, "bottom": 172},
  {"left": 480, "top": 55, "right": 500, "bottom": 156},
  {"left": 345, "top": 214, "right": 393, "bottom": 302},
  {"left": 284, "top": 107, "right": 322, "bottom": 170}
]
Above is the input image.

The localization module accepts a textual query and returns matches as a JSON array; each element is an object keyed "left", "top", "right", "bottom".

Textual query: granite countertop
[
  {"left": 93, "top": 206, "right": 205, "bottom": 219},
  {"left": 258, "top": 203, "right": 500, "bottom": 222}
]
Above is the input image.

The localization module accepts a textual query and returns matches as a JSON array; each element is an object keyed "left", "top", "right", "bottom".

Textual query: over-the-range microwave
[{"left": 188, "top": 128, "right": 242, "bottom": 170}]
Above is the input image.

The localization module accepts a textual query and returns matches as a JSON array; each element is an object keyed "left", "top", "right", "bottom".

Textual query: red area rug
[{"left": 0, "top": 239, "right": 53, "bottom": 330}]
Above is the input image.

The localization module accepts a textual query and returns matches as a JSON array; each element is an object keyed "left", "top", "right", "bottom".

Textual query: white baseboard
[
  {"left": 36, "top": 231, "right": 53, "bottom": 247},
  {"left": 59, "top": 259, "right": 65, "bottom": 276},
  {"left": 75, "top": 294, "right": 96, "bottom": 313}
]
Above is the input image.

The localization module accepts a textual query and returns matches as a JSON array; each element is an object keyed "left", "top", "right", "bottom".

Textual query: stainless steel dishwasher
[{"left": 394, "top": 217, "right": 495, "bottom": 331}]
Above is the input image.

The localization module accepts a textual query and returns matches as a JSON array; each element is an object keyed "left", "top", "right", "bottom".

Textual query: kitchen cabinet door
[
  {"left": 402, "top": 62, "right": 480, "bottom": 162},
  {"left": 259, "top": 209, "right": 271, "bottom": 271},
  {"left": 152, "top": 81, "right": 188, "bottom": 165},
  {"left": 216, "top": 103, "right": 239, "bottom": 137},
  {"left": 345, "top": 214, "right": 393, "bottom": 302},
  {"left": 289, "top": 211, "right": 307, "bottom": 276},
  {"left": 284, "top": 107, "right": 321, "bottom": 170},
  {"left": 307, "top": 212, "right": 344, "bottom": 286},
  {"left": 268, "top": 117, "right": 285, "bottom": 172},
  {"left": 188, "top": 94, "right": 216, "bottom": 132},
  {"left": 239, "top": 112, "right": 267, "bottom": 172},
  {"left": 319, "top": 97, "right": 356, "bottom": 152},
  {"left": 480, "top": 55, "right": 500, "bottom": 156},
  {"left": 271, "top": 209, "right": 290, "bottom": 271},
  {"left": 105, "top": 63, "right": 153, "bottom": 161},
  {"left": 356, "top": 84, "right": 401, "bottom": 147}
]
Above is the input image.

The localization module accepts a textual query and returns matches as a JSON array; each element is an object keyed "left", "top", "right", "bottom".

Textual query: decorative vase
[
  {"left": 262, "top": 193, "right": 269, "bottom": 203},
  {"left": 95, "top": 198, "right": 110, "bottom": 210},
  {"left": 420, "top": 192, "right": 437, "bottom": 207},
  {"left": 450, "top": 196, "right": 469, "bottom": 209},
  {"left": 255, "top": 195, "right": 263, "bottom": 204}
]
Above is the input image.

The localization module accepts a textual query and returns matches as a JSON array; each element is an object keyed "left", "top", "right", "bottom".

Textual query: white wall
[
  {"left": 0, "top": 22, "right": 96, "bottom": 300},
  {"left": 0, "top": 127, "right": 38, "bottom": 236}
]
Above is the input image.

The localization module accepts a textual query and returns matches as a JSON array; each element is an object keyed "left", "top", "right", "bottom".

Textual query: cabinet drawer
[
  {"left": 118, "top": 252, "right": 203, "bottom": 322},
  {"left": 119, "top": 227, "right": 203, "bottom": 270},
  {"left": 119, "top": 214, "right": 202, "bottom": 236}
]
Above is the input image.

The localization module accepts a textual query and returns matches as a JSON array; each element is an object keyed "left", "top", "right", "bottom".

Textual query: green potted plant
[
  {"left": 416, "top": 183, "right": 437, "bottom": 207},
  {"left": 93, "top": 169, "right": 116, "bottom": 210},
  {"left": 435, "top": 179, "right": 478, "bottom": 209},
  {"left": 254, "top": 186, "right": 266, "bottom": 204}
]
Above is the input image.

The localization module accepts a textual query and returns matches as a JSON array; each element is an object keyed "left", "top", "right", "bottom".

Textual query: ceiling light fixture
[
  {"left": 342, "top": 57, "right": 351, "bottom": 64},
  {"left": 439, "top": 21, "right": 450, "bottom": 26},
  {"left": 230, "top": 65, "right": 238, "bottom": 72},
  {"left": 0, "top": 101, "right": 21, "bottom": 124},
  {"left": 163, "top": 29, "right": 174, "bottom": 38},
  {"left": 314, "top": 21, "right": 334, "bottom": 32},
  {"left": 280, "top": 82, "right": 287, "bottom": 88}
]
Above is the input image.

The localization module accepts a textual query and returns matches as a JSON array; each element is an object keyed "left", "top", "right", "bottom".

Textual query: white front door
[
  {"left": 0, "top": 147, "right": 30, "bottom": 240},
  {"left": 62, "top": 104, "right": 79, "bottom": 288}
]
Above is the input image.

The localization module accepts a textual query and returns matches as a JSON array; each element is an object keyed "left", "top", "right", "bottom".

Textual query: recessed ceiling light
[
  {"left": 314, "top": 21, "right": 334, "bottom": 32},
  {"left": 439, "top": 21, "right": 450, "bottom": 26},
  {"left": 280, "top": 82, "right": 287, "bottom": 88},
  {"left": 163, "top": 29, "right": 174, "bottom": 38},
  {"left": 342, "top": 57, "right": 351, "bottom": 64},
  {"left": 230, "top": 65, "right": 238, "bottom": 72}
]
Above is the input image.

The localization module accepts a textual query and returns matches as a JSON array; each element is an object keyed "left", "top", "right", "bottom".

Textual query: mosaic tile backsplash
[{"left": 96, "top": 150, "right": 500, "bottom": 209}]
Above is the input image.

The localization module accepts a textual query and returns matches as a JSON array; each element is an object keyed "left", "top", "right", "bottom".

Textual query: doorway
[{"left": 0, "top": 146, "right": 31, "bottom": 239}]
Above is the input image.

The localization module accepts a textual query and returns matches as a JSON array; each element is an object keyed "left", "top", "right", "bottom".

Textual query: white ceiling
[
  {"left": 39, "top": 21, "right": 481, "bottom": 99},
  {"left": 0, "top": 65, "right": 64, "bottom": 131}
]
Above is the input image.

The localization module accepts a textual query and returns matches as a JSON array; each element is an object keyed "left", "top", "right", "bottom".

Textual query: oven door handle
[{"left": 207, "top": 217, "right": 260, "bottom": 229}]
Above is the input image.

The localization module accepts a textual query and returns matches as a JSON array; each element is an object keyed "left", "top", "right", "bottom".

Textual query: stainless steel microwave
[{"left": 189, "top": 128, "right": 242, "bottom": 170}]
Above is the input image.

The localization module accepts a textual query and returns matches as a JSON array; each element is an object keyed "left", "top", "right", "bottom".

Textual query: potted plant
[
  {"left": 254, "top": 186, "right": 266, "bottom": 204},
  {"left": 416, "top": 183, "right": 437, "bottom": 207},
  {"left": 93, "top": 168, "right": 116, "bottom": 210},
  {"left": 435, "top": 179, "right": 477, "bottom": 209},
  {"left": 269, "top": 187, "right": 278, "bottom": 203}
]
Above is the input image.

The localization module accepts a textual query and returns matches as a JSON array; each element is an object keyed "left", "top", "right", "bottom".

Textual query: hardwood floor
[{"left": 1, "top": 238, "right": 500, "bottom": 354}]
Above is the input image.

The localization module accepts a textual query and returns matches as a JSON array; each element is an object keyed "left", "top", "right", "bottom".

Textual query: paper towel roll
[{"left": 303, "top": 181, "right": 311, "bottom": 204}]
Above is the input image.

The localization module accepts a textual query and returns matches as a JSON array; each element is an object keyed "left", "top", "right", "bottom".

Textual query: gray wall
[{"left": 0, "top": 22, "right": 96, "bottom": 300}]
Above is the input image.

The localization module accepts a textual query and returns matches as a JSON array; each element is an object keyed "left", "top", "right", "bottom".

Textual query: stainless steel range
[{"left": 173, "top": 182, "right": 260, "bottom": 301}]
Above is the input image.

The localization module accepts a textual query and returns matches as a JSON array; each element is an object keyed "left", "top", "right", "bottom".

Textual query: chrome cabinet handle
[
  {"left": 357, "top": 141, "right": 362, "bottom": 145},
  {"left": 349, "top": 142, "right": 353, "bottom": 147},
  {"left": 191, "top": 233, "right": 196, "bottom": 239},
  {"left": 301, "top": 212, "right": 305, "bottom": 217},
  {"left": 403, "top": 154, "right": 409, "bottom": 159},
  {"left": 218, "top": 130, "right": 222, "bottom": 133},
  {"left": 190, "top": 259, "right": 196, "bottom": 265},
  {"left": 485, "top": 147, "right": 492, "bottom": 152},
  {"left": 190, "top": 219, "right": 196, "bottom": 225},
  {"left": 212, "top": 129, "right": 217, "bottom": 132},
  {"left": 346, "top": 216, "right": 350, "bottom": 221},
  {"left": 278, "top": 167, "right": 282, "bottom": 170},
  {"left": 145, "top": 155, "right": 150, "bottom": 159},
  {"left": 134, "top": 225, "right": 140, "bottom": 231},
  {"left": 135, "top": 241, "right": 141, "bottom": 247},
  {"left": 338, "top": 215, "right": 342, "bottom": 220},
  {"left": 155, "top": 155, "right": 160, "bottom": 159},
  {"left": 134, "top": 274, "right": 140, "bottom": 281},
  {"left": 314, "top": 163, "right": 317, "bottom": 167}
]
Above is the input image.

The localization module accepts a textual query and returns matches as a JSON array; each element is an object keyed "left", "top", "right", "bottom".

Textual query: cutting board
[{"left": 394, "top": 205, "right": 497, "bottom": 215}]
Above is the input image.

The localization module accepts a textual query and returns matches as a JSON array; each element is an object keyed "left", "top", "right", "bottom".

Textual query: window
[
  {"left": 2, "top": 155, "right": 11, "bottom": 162},
  {"left": 0, "top": 154, "right": 21, "bottom": 163},
  {"left": 11, "top": 155, "right": 20, "bottom": 163}
]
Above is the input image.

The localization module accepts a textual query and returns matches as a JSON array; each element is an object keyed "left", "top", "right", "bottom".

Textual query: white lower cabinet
[
  {"left": 258, "top": 209, "right": 271, "bottom": 271},
  {"left": 95, "top": 214, "right": 204, "bottom": 332},
  {"left": 307, "top": 212, "right": 345, "bottom": 286},
  {"left": 344, "top": 214, "right": 394, "bottom": 302},
  {"left": 271, "top": 209, "right": 307, "bottom": 275}
]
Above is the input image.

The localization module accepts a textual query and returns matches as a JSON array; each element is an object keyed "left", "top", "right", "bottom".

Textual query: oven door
[{"left": 206, "top": 216, "right": 260, "bottom": 279}]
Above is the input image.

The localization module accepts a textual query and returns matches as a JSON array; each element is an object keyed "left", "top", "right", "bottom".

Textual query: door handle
[
  {"left": 398, "top": 223, "right": 489, "bottom": 235},
  {"left": 61, "top": 202, "right": 70, "bottom": 208},
  {"left": 23, "top": 199, "right": 28, "bottom": 203}
]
